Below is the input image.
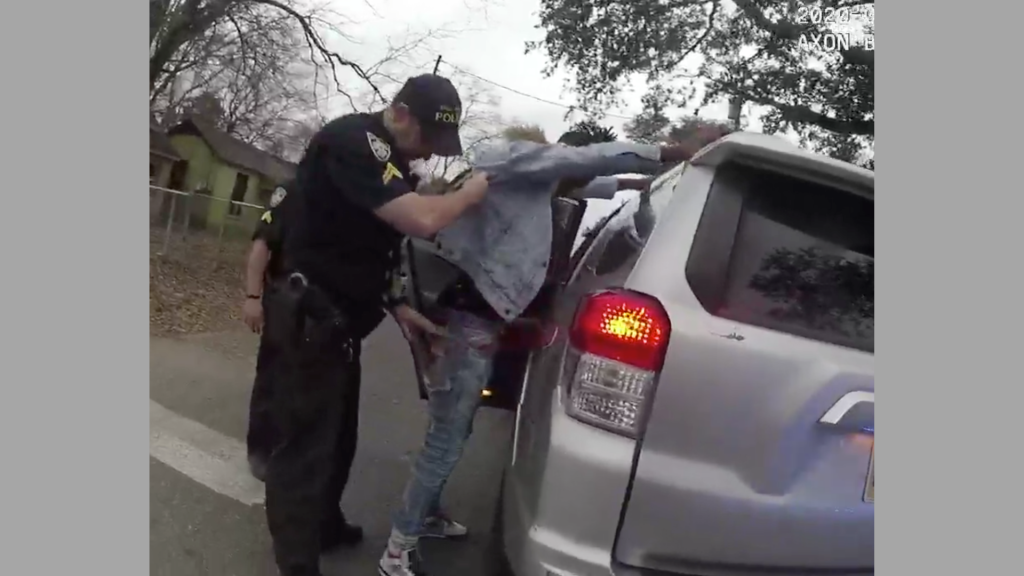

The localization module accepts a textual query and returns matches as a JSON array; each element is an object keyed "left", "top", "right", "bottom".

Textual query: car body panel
[{"left": 502, "top": 134, "right": 875, "bottom": 576}]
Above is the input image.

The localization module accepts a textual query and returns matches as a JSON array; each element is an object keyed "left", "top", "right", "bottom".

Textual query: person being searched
[
  {"left": 261, "top": 74, "right": 491, "bottom": 576},
  {"left": 378, "top": 126, "right": 730, "bottom": 576},
  {"left": 240, "top": 182, "right": 293, "bottom": 481}
]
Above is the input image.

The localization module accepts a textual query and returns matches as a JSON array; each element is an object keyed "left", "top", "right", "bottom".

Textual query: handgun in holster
[{"left": 264, "top": 272, "right": 349, "bottom": 350}]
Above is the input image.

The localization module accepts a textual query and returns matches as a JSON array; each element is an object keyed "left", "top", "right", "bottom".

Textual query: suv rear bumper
[{"left": 501, "top": 395, "right": 636, "bottom": 576}]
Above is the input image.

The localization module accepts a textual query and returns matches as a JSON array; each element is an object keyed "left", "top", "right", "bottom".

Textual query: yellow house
[
  {"left": 166, "top": 116, "right": 296, "bottom": 235},
  {"left": 149, "top": 119, "right": 181, "bottom": 188}
]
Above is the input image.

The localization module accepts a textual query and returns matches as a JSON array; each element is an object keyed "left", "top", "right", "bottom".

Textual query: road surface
[{"left": 150, "top": 320, "right": 514, "bottom": 576}]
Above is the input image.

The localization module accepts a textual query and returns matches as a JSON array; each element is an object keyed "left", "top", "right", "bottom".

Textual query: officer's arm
[
  {"left": 325, "top": 134, "right": 486, "bottom": 238},
  {"left": 245, "top": 208, "right": 281, "bottom": 295},
  {"left": 327, "top": 131, "right": 487, "bottom": 236},
  {"left": 375, "top": 181, "right": 487, "bottom": 239},
  {"left": 245, "top": 239, "right": 271, "bottom": 297}
]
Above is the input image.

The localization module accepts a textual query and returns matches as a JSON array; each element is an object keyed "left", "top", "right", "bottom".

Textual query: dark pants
[
  {"left": 263, "top": 294, "right": 363, "bottom": 576},
  {"left": 246, "top": 333, "right": 280, "bottom": 461}
]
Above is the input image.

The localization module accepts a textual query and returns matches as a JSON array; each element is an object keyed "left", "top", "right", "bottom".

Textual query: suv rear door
[{"left": 614, "top": 154, "right": 875, "bottom": 574}]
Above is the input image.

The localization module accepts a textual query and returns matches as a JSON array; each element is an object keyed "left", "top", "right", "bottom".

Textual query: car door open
[
  {"left": 483, "top": 196, "right": 587, "bottom": 411},
  {"left": 399, "top": 237, "right": 461, "bottom": 401},
  {"left": 400, "top": 197, "right": 588, "bottom": 411}
]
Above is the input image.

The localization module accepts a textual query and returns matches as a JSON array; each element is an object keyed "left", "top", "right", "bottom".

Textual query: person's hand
[
  {"left": 660, "top": 126, "right": 731, "bottom": 163},
  {"left": 392, "top": 303, "right": 445, "bottom": 342},
  {"left": 459, "top": 171, "right": 490, "bottom": 205},
  {"left": 242, "top": 298, "right": 264, "bottom": 334}
]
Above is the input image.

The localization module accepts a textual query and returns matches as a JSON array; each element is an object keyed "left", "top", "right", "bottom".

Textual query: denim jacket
[{"left": 432, "top": 139, "right": 664, "bottom": 322}]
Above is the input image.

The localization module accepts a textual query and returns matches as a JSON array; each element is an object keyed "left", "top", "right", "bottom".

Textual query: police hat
[{"left": 393, "top": 74, "right": 464, "bottom": 157}]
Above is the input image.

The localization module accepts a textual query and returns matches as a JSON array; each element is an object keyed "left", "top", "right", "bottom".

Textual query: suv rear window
[{"left": 686, "top": 162, "right": 874, "bottom": 353}]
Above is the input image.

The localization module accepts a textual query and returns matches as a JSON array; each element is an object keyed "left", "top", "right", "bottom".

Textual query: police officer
[
  {"left": 262, "top": 74, "right": 491, "bottom": 576},
  {"left": 241, "top": 182, "right": 292, "bottom": 481}
]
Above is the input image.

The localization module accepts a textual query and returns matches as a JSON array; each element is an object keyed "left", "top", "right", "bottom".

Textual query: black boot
[
  {"left": 248, "top": 453, "right": 270, "bottom": 482},
  {"left": 320, "top": 518, "right": 364, "bottom": 552}
]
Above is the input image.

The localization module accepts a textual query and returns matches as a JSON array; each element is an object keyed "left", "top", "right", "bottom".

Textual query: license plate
[{"left": 863, "top": 447, "right": 874, "bottom": 503}]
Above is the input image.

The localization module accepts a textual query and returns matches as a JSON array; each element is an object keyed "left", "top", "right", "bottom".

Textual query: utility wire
[
  {"left": 313, "top": 57, "right": 637, "bottom": 122},
  {"left": 439, "top": 60, "right": 635, "bottom": 121}
]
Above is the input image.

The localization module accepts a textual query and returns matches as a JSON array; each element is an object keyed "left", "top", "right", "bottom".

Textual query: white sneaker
[
  {"left": 421, "top": 514, "right": 468, "bottom": 539},
  {"left": 378, "top": 547, "right": 427, "bottom": 576}
]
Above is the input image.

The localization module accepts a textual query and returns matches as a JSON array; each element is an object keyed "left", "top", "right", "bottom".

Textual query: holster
[{"left": 264, "top": 273, "right": 351, "bottom": 355}]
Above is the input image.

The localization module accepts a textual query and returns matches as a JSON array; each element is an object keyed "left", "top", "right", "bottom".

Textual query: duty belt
[{"left": 267, "top": 272, "right": 354, "bottom": 361}]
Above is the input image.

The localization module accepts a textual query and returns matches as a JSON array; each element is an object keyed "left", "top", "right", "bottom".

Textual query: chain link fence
[
  {"left": 149, "top": 185, "right": 273, "bottom": 334},
  {"left": 149, "top": 185, "right": 267, "bottom": 264}
]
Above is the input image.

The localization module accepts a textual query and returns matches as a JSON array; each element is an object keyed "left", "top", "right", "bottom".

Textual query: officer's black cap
[{"left": 393, "top": 74, "right": 464, "bottom": 157}]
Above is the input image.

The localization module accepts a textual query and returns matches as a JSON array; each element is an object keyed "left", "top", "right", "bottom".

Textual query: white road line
[{"left": 150, "top": 400, "right": 265, "bottom": 506}]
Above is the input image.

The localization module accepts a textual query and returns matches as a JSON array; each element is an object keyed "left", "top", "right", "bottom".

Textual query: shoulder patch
[
  {"left": 367, "top": 131, "right": 391, "bottom": 162},
  {"left": 269, "top": 186, "right": 287, "bottom": 207},
  {"left": 261, "top": 211, "right": 273, "bottom": 224}
]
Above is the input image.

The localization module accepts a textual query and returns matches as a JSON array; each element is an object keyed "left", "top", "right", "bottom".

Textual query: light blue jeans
[{"left": 391, "top": 309, "right": 503, "bottom": 539}]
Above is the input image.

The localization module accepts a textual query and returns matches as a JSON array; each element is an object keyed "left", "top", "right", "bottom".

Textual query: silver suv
[{"left": 403, "top": 133, "right": 875, "bottom": 576}]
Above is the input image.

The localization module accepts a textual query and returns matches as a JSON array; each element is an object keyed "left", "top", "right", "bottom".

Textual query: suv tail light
[{"left": 565, "top": 289, "right": 671, "bottom": 437}]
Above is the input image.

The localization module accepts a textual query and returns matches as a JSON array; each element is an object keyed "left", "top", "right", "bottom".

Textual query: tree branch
[
  {"left": 252, "top": 0, "right": 385, "bottom": 103},
  {"left": 731, "top": 0, "right": 810, "bottom": 41},
  {"left": 718, "top": 79, "right": 873, "bottom": 135},
  {"left": 670, "top": 1, "right": 720, "bottom": 68}
]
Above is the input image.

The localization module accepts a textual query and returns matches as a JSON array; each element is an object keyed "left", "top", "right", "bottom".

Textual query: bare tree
[
  {"left": 151, "top": 0, "right": 458, "bottom": 166},
  {"left": 150, "top": 0, "right": 390, "bottom": 107},
  {"left": 153, "top": 5, "right": 323, "bottom": 148},
  {"left": 263, "top": 114, "right": 326, "bottom": 162},
  {"left": 151, "top": 0, "right": 469, "bottom": 114}
]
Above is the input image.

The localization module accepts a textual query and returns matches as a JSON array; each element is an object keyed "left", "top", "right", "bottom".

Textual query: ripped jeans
[{"left": 391, "top": 309, "right": 504, "bottom": 539}]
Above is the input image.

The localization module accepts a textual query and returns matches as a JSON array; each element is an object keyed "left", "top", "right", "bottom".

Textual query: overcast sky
[{"left": 314, "top": 0, "right": 744, "bottom": 142}]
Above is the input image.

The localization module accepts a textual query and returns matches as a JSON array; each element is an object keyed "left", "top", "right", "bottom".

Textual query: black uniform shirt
[
  {"left": 251, "top": 182, "right": 293, "bottom": 283},
  {"left": 283, "top": 112, "right": 419, "bottom": 337}
]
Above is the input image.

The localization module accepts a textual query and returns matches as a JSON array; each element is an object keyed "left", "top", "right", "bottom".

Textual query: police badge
[
  {"left": 366, "top": 131, "right": 391, "bottom": 162},
  {"left": 270, "top": 186, "right": 287, "bottom": 207}
]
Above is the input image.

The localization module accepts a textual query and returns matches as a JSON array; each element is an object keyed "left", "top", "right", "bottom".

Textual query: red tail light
[
  {"left": 564, "top": 289, "right": 670, "bottom": 437},
  {"left": 569, "top": 290, "right": 670, "bottom": 372}
]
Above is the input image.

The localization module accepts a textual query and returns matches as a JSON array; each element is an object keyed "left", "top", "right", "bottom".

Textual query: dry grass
[{"left": 149, "top": 227, "right": 251, "bottom": 336}]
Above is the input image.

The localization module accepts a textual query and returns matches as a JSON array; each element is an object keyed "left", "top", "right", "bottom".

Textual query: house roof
[
  {"left": 150, "top": 121, "right": 181, "bottom": 161},
  {"left": 168, "top": 116, "right": 297, "bottom": 185}
]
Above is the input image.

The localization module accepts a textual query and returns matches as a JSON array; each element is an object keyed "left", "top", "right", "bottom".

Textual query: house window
[
  {"left": 229, "top": 173, "right": 250, "bottom": 216},
  {"left": 168, "top": 160, "right": 188, "bottom": 191}
]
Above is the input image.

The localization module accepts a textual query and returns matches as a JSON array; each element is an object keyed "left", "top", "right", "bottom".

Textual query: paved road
[{"left": 150, "top": 321, "right": 514, "bottom": 576}]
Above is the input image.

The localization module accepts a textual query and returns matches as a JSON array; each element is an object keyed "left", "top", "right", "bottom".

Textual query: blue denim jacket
[{"left": 432, "top": 139, "right": 664, "bottom": 322}]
